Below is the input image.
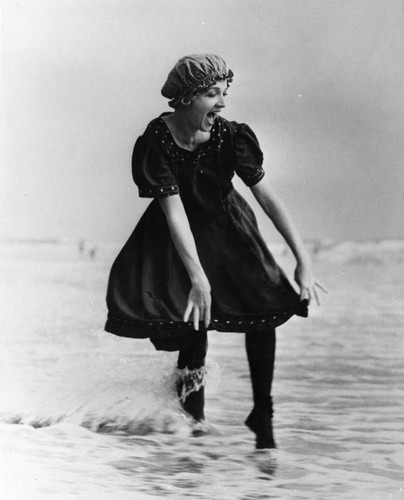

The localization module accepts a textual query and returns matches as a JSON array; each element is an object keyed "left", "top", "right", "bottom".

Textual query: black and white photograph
[{"left": 1, "top": 1, "right": 403, "bottom": 499}]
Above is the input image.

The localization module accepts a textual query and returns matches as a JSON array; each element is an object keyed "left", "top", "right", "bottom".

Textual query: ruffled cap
[{"left": 161, "top": 54, "right": 233, "bottom": 105}]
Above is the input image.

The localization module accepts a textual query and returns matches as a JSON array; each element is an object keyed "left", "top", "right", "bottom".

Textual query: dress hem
[{"left": 105, "top": 299, "right": 308, "bottom": 349}]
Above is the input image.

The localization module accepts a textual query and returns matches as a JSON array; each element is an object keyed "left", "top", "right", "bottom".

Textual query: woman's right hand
[
  {"left": 183, "top": 276, "right": 211, "bottom": 331},
  {"left": 158, "top": 195, "right": 212, "bottom": 330}
]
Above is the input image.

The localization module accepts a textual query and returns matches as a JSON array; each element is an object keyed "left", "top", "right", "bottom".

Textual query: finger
[
  {"left": 204, "top": 304, "right": 211, "bottom": 329},
  {"left": 183, "top": 301, "right": 193, "bottom": 323},
  {"left": 315, "top": 282, "right": 329, "bottom": 294},
  {"left": 193, "top": 307, "right": 200, "bottom": 331},
  {"left": 300, "top": 287, "right": 309, "bottom": 301},
  {"left": 313, "top": 286, "right": 320, "bottom": 306},
  {"left": 202, "top": 296, "right": 211, "bottom": 327}
]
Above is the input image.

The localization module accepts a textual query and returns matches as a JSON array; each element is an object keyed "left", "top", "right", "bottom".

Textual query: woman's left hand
[{"left": 294, "top": 261, "right": 328, "bottom": 305}]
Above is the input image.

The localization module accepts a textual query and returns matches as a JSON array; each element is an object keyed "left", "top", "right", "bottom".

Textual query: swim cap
[{"left": 161, "top": 54, "right": 233, "bottom": 108}]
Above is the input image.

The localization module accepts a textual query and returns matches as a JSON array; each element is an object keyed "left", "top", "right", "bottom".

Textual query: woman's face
[{"left": 186, "top": 80, "right": 228, "bottom": 132}]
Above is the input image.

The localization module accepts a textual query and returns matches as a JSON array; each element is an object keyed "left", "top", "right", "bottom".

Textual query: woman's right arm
[{"left": 159, "top": 195, "right": 211, "bottom": 330}]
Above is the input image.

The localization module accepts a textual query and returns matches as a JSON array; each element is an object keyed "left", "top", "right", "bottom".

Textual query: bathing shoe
[{"left": 245, "top": 407, "right": 277, "bottom": 449}]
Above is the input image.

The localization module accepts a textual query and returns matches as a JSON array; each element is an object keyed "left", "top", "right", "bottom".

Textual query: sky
[{"left": 1, "top": 0, "right": 404, "bottom": 243}]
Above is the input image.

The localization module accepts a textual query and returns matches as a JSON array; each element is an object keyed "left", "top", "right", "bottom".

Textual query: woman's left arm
[{"left": 251, "top": 176, "right": 324, "bottom": 304}]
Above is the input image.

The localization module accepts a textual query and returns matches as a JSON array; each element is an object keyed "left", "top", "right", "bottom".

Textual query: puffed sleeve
[
  {"left": 234, "top": 123, "right": 265, "bottom": 187},
  {"left": 132, "top": 133, "right": 179, "bottom": 198}
]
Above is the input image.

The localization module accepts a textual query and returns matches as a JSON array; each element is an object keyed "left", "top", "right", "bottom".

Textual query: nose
[{"left": 217, "top": 95, "right": 226, "bottom": 108}]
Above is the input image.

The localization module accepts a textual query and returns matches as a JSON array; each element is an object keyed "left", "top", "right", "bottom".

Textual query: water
[{"left": 0, "top": 240, "right": 403, "bottom": 499}]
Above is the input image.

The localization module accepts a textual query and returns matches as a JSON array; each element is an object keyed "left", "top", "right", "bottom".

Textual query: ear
[{"left": 181, "top": 90, "right": 198, "bottom": 106}]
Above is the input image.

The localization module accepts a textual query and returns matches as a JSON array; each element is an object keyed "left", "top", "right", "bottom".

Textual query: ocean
[{"left": 0, "top": 239, "right": 403, "bottom": 499}]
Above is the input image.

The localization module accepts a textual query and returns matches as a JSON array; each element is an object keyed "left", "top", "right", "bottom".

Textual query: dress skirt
[{"left": 105, "top": 189, "right": 308, "bottom": 351}]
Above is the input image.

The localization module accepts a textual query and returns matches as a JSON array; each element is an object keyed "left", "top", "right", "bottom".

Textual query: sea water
[{"left": 0, "top": 239, "right": 403, "bottom": 499}]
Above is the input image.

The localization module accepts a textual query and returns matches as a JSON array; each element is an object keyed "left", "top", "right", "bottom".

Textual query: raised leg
[{"left": 176, "top": 330, "right": 208, "bottom": 423}]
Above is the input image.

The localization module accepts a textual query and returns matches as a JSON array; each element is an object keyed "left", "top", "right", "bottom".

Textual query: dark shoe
[
  {"left": 176, "top": 375, "right": 205, "bottom": 423},
  {"left": 180, "top": 386, "right": 205, "bottom": 422},
  {"left": 245, "top": 407, "right": 276, "bottom": 449}
]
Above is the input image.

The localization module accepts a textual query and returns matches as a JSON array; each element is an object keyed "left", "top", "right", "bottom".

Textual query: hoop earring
[{"left": 181, "top": 97, "right": 192, "bottom": 106}]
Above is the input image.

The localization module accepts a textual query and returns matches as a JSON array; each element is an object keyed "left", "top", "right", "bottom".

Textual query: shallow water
[{"left": 0, "top": 240, "right": 403, "bottom": 499}]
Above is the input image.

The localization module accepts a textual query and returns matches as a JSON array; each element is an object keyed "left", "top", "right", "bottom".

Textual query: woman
[{"left": 105, "top": 54, "right": 324, "bottom": 449}]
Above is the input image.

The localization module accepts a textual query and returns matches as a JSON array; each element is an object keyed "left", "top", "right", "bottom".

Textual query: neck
[{"left": 163, "top": 110, "right": 209, "bottom": 151}]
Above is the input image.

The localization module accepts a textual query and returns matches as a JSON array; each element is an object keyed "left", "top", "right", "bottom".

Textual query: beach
[{"left": 0, "top": 239, "right": 403, "bottom": 499}]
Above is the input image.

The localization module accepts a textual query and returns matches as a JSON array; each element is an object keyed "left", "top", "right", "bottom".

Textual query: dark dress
[{"left": 105, "top": 113, "right": 308, "bottom": 351}]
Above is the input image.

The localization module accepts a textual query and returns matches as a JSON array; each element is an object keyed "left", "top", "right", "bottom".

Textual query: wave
[
  {"left": 0, "top": 409, "right": 183, "bottom": 436},
  {"left": 0, "top": 356, "right": 222, "bottom": 436},
  {"left": 2, "top": 237, "right": 404, "bottom": 267},
  {"left": 276, "top": 238, "right": 404, "bottom": 265}
]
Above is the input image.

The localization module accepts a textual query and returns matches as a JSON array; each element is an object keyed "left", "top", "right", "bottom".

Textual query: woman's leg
[
  {"left": 245, "top": 327, "right": 277, "bottom": 448},
  {"left": 176, "top": 330, "right": 208, "bottom": 422}
]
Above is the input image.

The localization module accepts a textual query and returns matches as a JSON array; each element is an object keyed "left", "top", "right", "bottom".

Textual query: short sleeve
[
  {"left": 132, "top": 133, "right": 179, "bottom": 198},
  {"left": 234, "top": 123, "right": 265, "bottom": 187}
]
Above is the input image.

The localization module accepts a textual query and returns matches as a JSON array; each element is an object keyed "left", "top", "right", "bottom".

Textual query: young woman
[{"left": 105, "top": 54, "right": 324, "bottom": 448}]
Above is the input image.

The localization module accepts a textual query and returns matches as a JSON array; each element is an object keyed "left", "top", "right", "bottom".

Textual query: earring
[{"left": 181, "top": 97, "right": 191, "bottom": 106}]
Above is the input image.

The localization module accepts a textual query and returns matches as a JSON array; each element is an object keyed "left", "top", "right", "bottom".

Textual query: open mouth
[
  {"left": 206, "top": 111, "right": 220, "bottom": 124},
  {"left": 203, "top": 111, "right": 220, "bottom": 129}
]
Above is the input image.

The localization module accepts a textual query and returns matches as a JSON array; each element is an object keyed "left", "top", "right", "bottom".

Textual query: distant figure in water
[
  {"left": 311, "top": 239, "right": 323, "bottom": 259},
  {"left": 105, "top": 54, "right": 326, "bottom": 448},
  {"left": 88, "top": 246, "right": 97, "bottom": 260},
  {"left": 78, "top": 239, "right": 85, "bottom": 255}
]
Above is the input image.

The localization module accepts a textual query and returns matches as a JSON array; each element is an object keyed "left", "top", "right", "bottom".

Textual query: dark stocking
[
  {"left": 176, "top": 330, "right": 208, "bottom": 422},
  {"left": 245, "top": 327, "right": 277, "bottom": 448},
  {"left": 245, "top": 327, "right": 276, "bottom": 409},
  {"left": 177, "top": 330, "right": 208, "bottom": 370}
]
